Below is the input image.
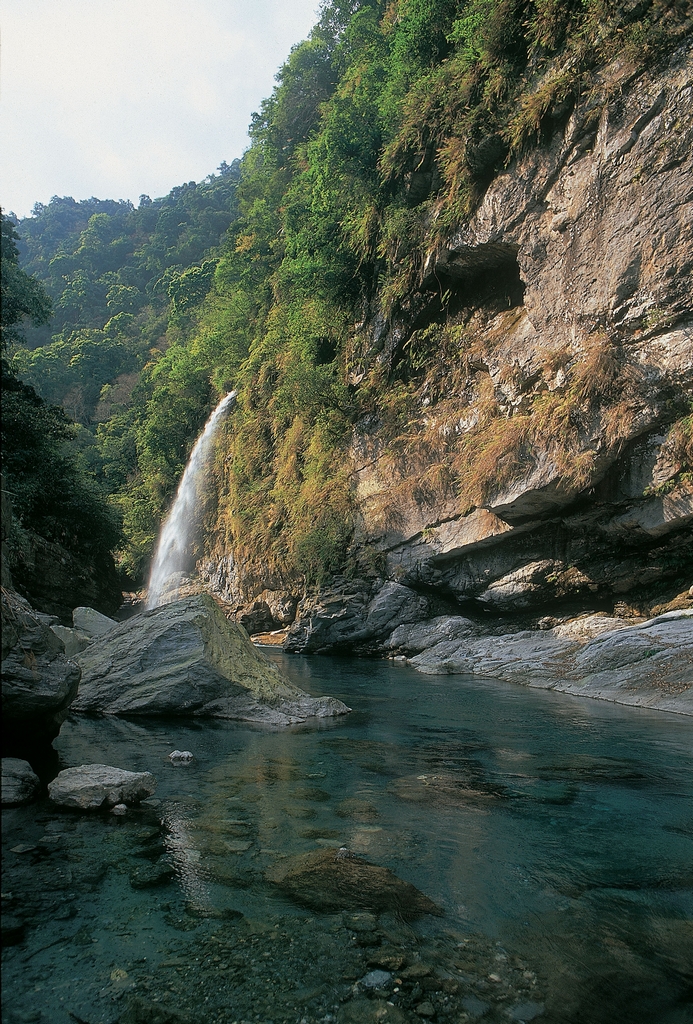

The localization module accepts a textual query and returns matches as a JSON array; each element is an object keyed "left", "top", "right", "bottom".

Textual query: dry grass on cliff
[{"left": 367, "top": 334, "right": 650, "bottom": 520}]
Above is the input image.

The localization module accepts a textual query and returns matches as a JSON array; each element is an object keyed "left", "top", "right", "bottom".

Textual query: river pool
[{"left": 2, "top": 654, "right": 692, "bottom": 1024}]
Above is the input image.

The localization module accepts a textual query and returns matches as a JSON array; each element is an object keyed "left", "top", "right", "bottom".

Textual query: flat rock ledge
[
  {"left": 404, "top": 610, "right": 693, "bottom": 715},
  {"left": 73, "top": 593, "right": 350, "bottom": 726},
  {"left": 1, "top": 758, "right": 41, "bottom": 806},
  {"left": 48, "top": 764, "right": 157, "bottom": 810}
]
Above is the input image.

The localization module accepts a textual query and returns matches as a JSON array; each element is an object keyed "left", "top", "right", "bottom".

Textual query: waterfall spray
[{"left": 146, "top": 391, "right": 236, "bottom": 609}]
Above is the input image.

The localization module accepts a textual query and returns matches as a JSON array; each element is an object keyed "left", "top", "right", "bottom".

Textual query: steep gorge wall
[{"left": 205, "top": 44, "right": 692, "bottom": 648}]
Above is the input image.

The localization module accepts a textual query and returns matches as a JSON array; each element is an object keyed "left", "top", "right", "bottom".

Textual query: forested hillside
[
  {"left": 9, "top": 164, "right": 241, "bottom": 578},
  {"left": 8, "top": 0, "right": 691, "bottom": 600}
]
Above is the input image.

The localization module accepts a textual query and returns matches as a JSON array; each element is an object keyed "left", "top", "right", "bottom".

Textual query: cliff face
[{"left": 206, "top": 43, "right": 692, "bottom": 648}]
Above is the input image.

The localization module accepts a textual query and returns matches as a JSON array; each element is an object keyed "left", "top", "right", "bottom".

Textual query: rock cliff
[{"left": 204, "top": 43, "right": 692, "bottom": 678}]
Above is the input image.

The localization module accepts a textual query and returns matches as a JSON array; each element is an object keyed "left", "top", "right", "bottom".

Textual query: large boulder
[
  {"left": 1, "top": 758, "right": 40, "bottom": 806},
  {"left": 286, "top": 580, "right": 431, "bottom": 654},
  {"left": 72, "top": 593, "right": 350, "bottom": 725},
  {"left": 48, "top": 764, "right": 157, "bottom": 810},
  {"left": 1, "top": 588, "right": 81, "bottom": 753}
]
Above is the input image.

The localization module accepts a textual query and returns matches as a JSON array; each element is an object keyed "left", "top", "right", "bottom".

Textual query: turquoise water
[{"left": 2, "top": 654, "right": 692, "bottom": 1024}]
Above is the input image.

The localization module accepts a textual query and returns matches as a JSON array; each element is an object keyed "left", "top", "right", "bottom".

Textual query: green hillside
[{"left": 8, "top": 0, "right": 688, "bottom": 587}]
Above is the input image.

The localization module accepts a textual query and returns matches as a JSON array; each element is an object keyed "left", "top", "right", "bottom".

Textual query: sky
[{"left": 1, "top": 0, "right": 320, "bottom": 219}]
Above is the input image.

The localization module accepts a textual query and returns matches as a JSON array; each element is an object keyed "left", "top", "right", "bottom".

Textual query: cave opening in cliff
[
  {"left": 405, "top": 241, "right": 526, "bottom": 342},
  {"left": 432, "top": 241, "right": 525, "bottom": 315}
]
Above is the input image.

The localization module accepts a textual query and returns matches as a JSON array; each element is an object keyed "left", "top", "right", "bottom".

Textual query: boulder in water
[
  {"left": 48, "top": 764, "right": 157, "bottom": 810},
  {"left": 266, "top": 847, "right": 442, "bottom": 918},
  {"left": 72, "top": 594, "right": 350, "bottom": 725}
]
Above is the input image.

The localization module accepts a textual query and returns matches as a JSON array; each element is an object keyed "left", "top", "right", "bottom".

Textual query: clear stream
[{"left": 2, "top": 654, "right": 692, "bottom": 1024}]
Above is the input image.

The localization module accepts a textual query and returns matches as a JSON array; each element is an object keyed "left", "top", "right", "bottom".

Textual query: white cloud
[{"left": 1, "top": 0, "right": 319, "bottom": 217}]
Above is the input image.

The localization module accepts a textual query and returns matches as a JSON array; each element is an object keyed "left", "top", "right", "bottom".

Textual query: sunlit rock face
[
  {"left": 72, "top": 593, "right": 350, "bottom": 725},
  {"left": 348, "top": 49, "right": 693, "bottom": 603},
  {"left": 201, "top": 46, "right": 692, "bottom": 660}
]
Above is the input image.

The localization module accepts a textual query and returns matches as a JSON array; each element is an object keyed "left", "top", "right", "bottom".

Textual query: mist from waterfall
[{"left": 146, "top": 391, "right": 236, "bottom": 609}]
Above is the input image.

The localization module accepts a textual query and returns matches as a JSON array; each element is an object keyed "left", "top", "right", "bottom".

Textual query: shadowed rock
[
  {"left": 266, "top": 847, "right": 442, "bottom": 918},
  {"left": 1, "top": 758, "right": 40, "bottom": 806},
  {"left": 2, "top": 588, "right": 81, "bottom": 752}
]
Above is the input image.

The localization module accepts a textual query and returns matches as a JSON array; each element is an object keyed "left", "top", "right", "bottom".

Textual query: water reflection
[{"left": 2, "top": 656, "right": 692, "bottom": 1024}]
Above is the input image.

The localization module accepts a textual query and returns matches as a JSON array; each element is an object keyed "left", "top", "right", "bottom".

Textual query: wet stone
[
  {"left": 415, "top": 1000, "right": 436, "bottom": 1017},
  {"left": 266, "top": 848, "right": 442, "bottom": 918},
  {"left": 345, "top": 912, "right": 378, "bottom": 932},
  {"left": 510, "top": 1001, "right": 545, "bottom": 1021},
  {"left": 336, "top": 798, "right": 379, "bottom": 821},
  {"left": 129, "top": 861, "right": 176, "bottom": 889},
  {"left": 462, "top": 995, "right": 490, "bottom": 1018},
  {"left": 359, "top": 969, "right": 392, "bottom": 989},
  {"left": 368, "top": 949, "right": 406, "bottom": 971}
]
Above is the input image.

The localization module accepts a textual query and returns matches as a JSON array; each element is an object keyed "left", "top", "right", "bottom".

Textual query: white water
[{"left": 146, "top": 391, "right": 236, "bottom": 608}]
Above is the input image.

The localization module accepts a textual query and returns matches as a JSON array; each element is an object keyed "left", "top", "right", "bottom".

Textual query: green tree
[{"left": 1, "top": 213, "right": 52, "bottom": 350}]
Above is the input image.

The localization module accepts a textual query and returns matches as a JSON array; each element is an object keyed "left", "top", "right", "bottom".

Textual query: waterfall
[{"left": 146, "top": 391, "right": 236, "bottom": 609}]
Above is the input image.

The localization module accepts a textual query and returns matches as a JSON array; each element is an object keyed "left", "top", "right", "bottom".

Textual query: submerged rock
[
  {"left": 389, "top": 772, "right": 504, "bottom": 809},
  {"left": 1, "top": 758, "right": 40, "bottom": 806},
  {"left": 48, "top": 764, "right": 157, "bottom": 810},
  {"left": 266, "top": 847, "right": 442, "bottom": 918},
  {"left": 73, "top": 594, "right": 350, "bottom": 724}
]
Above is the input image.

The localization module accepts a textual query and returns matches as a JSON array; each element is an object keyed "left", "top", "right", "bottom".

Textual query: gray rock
[
  {"left": 387, "top": 615, "right": 477, "bottom": 655},
  {"left": 409, "top": 610, "right": 693, "bottom": 714},
  {"left": 72, "top": 606, "right": 118, "bottom": 638},
  {"left": 169, "top": 750, "right": 194, "bottom": 764},
  {"left": 286, "top": 580, "right": 429, "bottom": 653},
  {"left": 1, "top": 758, "right": 40, "bottom": 805},
  {"left": 50, "top": 624, "right": 91, "bottom": 659},
  {"left": 73, "top": 594, "right": 350, "bottom": 725},
  {"left": 2, "top": 588, "right": 81, "bottom": 747},
  {"left": 48, "top": 764, "right": 157, "bottom": 810},
  {"left": 478, "top": 560, "right": 562, "bottom": 610},
  {"left": 359, "top": 970, "right": 392, "bottom": 989}
]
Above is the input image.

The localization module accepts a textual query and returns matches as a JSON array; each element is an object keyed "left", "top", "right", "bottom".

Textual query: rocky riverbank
[{"left": 1, "top": 587, "right": 350, "bottom": 796}]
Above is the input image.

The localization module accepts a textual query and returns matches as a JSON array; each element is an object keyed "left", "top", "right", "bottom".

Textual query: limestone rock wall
[{"left": 206, "top": 44, "right": 692, "bottom": 650}]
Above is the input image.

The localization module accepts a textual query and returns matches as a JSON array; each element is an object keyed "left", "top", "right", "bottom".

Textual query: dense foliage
[
  {"left": 10, "top": 0, "right": 689, "bottom": 586},
  {"left": 1, "top": 213, "right": 121, "bottom": 568}
]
